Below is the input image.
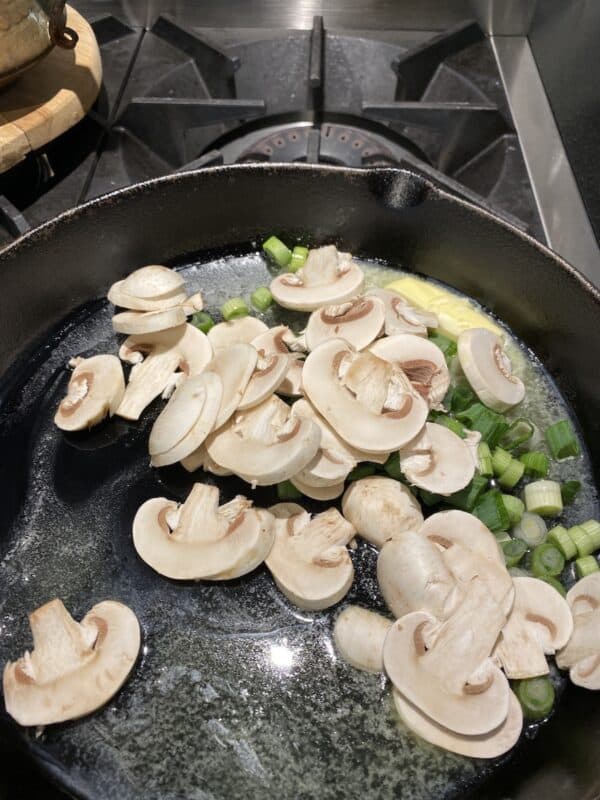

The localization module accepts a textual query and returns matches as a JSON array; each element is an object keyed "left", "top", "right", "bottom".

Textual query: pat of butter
[{"left": 385, "top": 276, "right": 504, "bottom": 340}]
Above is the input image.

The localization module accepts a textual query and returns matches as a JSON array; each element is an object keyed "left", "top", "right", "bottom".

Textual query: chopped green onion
[
  {"left": 502, "top": 538, "right": 527, "bottom": 567},
  {"left": 473, "top": 490, "right": 510, "bottom": 532},
  {"left": 221, "top": 297, "right": 249, "bottom": 321},
  {"left": 478, "top": 442, "right": 493, "bottom": 477},
  {"left": 576, "top": 555, "right": 600, "bottom": 579},
  {"left": 500, "top": 418, "right": 535, "bottom": 450},
  {"left": 347, "top": 463, "right": 377, "bottom": 481},
  {"left": 524, "top": 480, "right": 563, "bottom": 517},
  {"left": 545, "top": 419, "right": 580, "bottom": 460},
  {"left": 276, "top": 480, "right": 302, "bottom": 500},
  {"left": 508, "top": 566, "right": 530, "bottom": 578},
  {"left": 383, "top": 452, "right": 402, "bottom": 480},
  {"left": 449, "top": 383, "right": 477, "bottom": 414},
  {"left": 519, "top": 451, "right": 549, "bottom": 478},
  {"left": 568, "top": 525, "right": 595, "bottom": 558},
  {"left": 581, "top": 520, "right": 600, "bottom": 550},
  {"left": 250, "top": 286, "right": 273, "bottom": 311},
  {"left": 429, "top": 332, "right": 457, "bottom": 362},
  {"left": 547, "top": 525, "right": 577, "bottom": 560},
  {"left": 445, "top": 475, "right": 488, "bottom": 512},
  {"left": 512, "top": 512, "right": 547, "bottom": 547},
  {"left": 515, "top": 677, "right": 555, "bottom": 720},
  {"left": 494, "top": 530, "right": 512, "bottom": 545},
  {"left": 429, "top": 411, "right": 466, "bottom": 438},
  {"left": 502, "top": 495, "right": 525, "bottom": 525},
  {"left": 538, "top": 575, "right": 567, "bottom": 597},
  {"left": 190, "top": 311, "right": 215, "bottom": 334},
  {"left": 456, "top": 403, "right": 510, "bottom": 448},
  {"left": 262, "top": 235, "right": 292, "bottom": 267},
  {"left": 498, "top": 459, "right": 525, "bottom": 490},
  {"left": 561, "top": 480, "right": 582, "bottom": 506},
  {"left": 492, "top": 447, "right": 513, "bottom": 476},
  {"left": 531, "top": 542, "right": 565, "bottom": 578},
  {"left": 420, "top": 489, "right": 444, "bottom": 507},
  {"left": 289, "top": 245, "right": 309, "bottom": 272}
]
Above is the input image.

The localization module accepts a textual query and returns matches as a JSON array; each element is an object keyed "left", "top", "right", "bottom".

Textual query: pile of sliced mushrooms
[{"left": 5, "top": 246, "right": 599, "bottom": 763}]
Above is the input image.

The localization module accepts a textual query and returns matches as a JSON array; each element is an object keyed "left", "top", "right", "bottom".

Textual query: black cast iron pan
[{"left": 0, "top": 164, "right": 599, "bottom": 800}]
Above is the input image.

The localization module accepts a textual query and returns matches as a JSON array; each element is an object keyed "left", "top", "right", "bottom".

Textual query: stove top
[{"left": 0, "top": 8, "right": 545, "bottom": 248}]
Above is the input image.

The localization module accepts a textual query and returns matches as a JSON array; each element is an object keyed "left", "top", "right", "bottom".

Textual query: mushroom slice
[
  {"left": 303, "top": 339, "right": 428, "bottom": 452},
  {"left": 270, "top": 246, "right": 364, "bottom": 311},
  {"left": 393, "top": 688, "right": 523, "bottom": 759},
  {"left": 149, "top": 373, "right": 222, "bottom": 467},
  {"left": 112, "top": 307, "right": 186, "bottom": 335},
  {"left": 367, "top": 288, "right": 438, "bottom": 336},
  {"left": 438, "top": 541, "right": 514, "bottom": 617},
  {"left": 3, "top": 599, "right": 140, "bottom": 726},
  {"left": 55, "top": 355, "right": 125, "bottom": 431},
  {"left": 207, "top": 317, "right": 268, "bottom": 352},
  {"left": 305, "top": 296, "right": 385, "bottom": 352},
  {"left": 342, "top": 477, "right": 423, "bottom": 548},
  {"left": 238, "top": 350, "right": 288, "bottom": 411},
  {"left": 401, "top": 422, "right": 475, "bottom": 495},
  {"left": 180, "top": 443, "right": 232, "bottom": 476},
  {"left": 290, "top": 475, "right": 345, "bottom": 501},
  {"left": 121, "top": 264, "right": 185, "bottom": 299},
  {"left": 251, "top": 325, "right": 305, "bottom": 397},
  {"left": 266, "top": 505, "right": 355, "bottom": 610},
  {"left": 133, "top": 483, "right": 274, "bottom": 580},
  {"left": 370, "top": 334, "right": 450, "bottom": 409},
  {"left": 556, "top": 573, "right": 600, "bottom": 689},
  {"left": 377, "top": 533, "right": 461, "bottom": 620},
  {"left": 420, "top": 510, "right": 503, "bottom": 566},
  {"left": 458, "top": 328, "right": 525, "bottom": 412},
  {"left": 206, "top": 343, "right": 257, "bottom": 428},
  {"left": 497, "top": 576, "right": 573, "bottom": 679},
  {"left": 333, "top": 606, "right": 392, "bottom": 672},
  {"left": 383, "top": 578, "right": 509, "bottom": 736},
  {"left": 108, "top": 281, "right": 188, "bottom": 311},
  {"left": 206, "top": 394, "right": 321, "bottom": 486}
]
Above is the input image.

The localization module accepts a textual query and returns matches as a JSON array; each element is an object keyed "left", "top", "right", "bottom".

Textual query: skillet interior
[{"left": 0, "top": 165, "right": 599, "bottom": 799}]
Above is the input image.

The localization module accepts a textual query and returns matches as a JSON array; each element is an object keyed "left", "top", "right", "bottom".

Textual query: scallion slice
[
  {"left": 538, "top": 575, "right": 567, "bottom": 597},
  {"left": 502, "top": 538, "right": 527, "bottom": 567},
  {"left": 498, "top": 459, "right": 525, "bottom": 489},
  {"left": 569, "top": 525, "right": 595, "bottom": 558},
  {"left": 576, "top": 555, "right": 600, "bottom": 579},
  {"left": 547, "top": 525, "right": 577, "bottom": 560},
  {"left": 524, "top": 480, "right": 563, "bottom": 517},
  {"left": 494, "top": 530, "right": 512, "bottom": 545},
  {"left": 251, "top": 286, "right": 273, "bottom": 311},
  {"left": 190, "top": 311, "right": 215, "bottom": 334},
  {"left": 581, "top": 520, "right": 600, "bottom": 550},
  {"left": 289, "top": 245, "right": 308, "bottom": 272},
  {"left": 512, "top": 512, "right": 547, "bottom": 547},
  {"left": 449, "top": 383, "right": 477, "bottom": 414},
  {"left": 545, "top": 419, "right": 580, "bottom": 460},
  {"left": 457, "top": 403, "right": 509, "bottom": 448},
  {"left": 531, "top": 542, "right": 565, "bottom": 577},
  {"left": 428, "top": 332, "right": 457, "bottom": 362},
  {"left": 478, "top": 442, "right": 493, "bottom": 477},
  {"left": 432, "top": 414, "right": 466, "bottom": 438},
  {"left": 516, "top": 677, "right": 555, "bottom": 720},
  {"left": 473, "top": 490, "right": 510, "bottom": 532},
  {"left": 519, "top": 451, "right": 549, "bottom": 478},
  {"left": 221, "top": 297, "right": 249, "bottom": 321},
  {"left": 492, "top": 447, "right": 512, "bottom": 477},
  {"left": 561, "top": 480, "right": 582, "bottom": 506},
  {"left": 262, "top": 235, "right": 292, "bottom": 267},
  {"left": 420, "top": 489, "right": 444, "bottom": 507},
  {"left": 502, "top": 494, "right": 525, "bottom": 525},
  {"left": 347, "top": 463, "right": 377, "bottom": 481},
  {"left": 508, "top": 567, "right": 530, "bottom": 578},
  {"left": 383, "top": 452, "right": 402, "bottom": 480},
  {"left": 445, "top": 475, "right": 488, "bottom": 512},
  {"left": 500, "top": 418, "right": 535, "bottom": 450},
  {"left": 276, "top": 480, "right": 302, "bottom": 500}
]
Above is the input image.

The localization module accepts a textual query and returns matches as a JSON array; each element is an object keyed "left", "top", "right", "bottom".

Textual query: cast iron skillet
[{"left": 0, "top": 164, "right": 599, "bottom": 800}]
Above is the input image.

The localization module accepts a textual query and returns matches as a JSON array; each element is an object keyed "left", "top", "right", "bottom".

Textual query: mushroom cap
[
  {"left": 133, "top": 484, "right": 274, "bottom": 580},
  {"left": 420, "top": 510, "right": 503, "bottom": 566},
  {"left": 367, "top": 288, "right": 438, "bottom": 336},
  {"left": 393, "top": 687, "right": 523, "bottom": 759},
  {"left": 333, "top": 606, "right": 392, "bottom": 673},
  {"left": 556, "top": 574, "right": 600, "bottom": 688},
  {"left": 270, "top": 245, "right": 364, "bottom": 311},
  {"left": 497, "top": 576, "right": 573, "bottom": 679},
  {"left": 383, "top": 579, "right": 509, "bottom": 736},
  {"left": 342, "top": 477, "right": 423, "bottom": 548},
  {"left": 108, "top": 281, "right": 188, "bottom": 311},
  {"left": 55, "top": 355, "right": 125, "bottom": 432},
  {"left": 206, "top": 394, "right": 321, "bottom": 486},
  {"left": 265, "top": 505, "right": 355, "bottom": 610},
  {"left": 112, "top": 307, "right": 187, "bottom": 335},
  {"left": 251, "top": 325, "right": 305, "bottom": 397},
  {"left": 207, "top": 317, "right": 268, "bottom": 351},
  {"left": 370, "top": 333, "right": 450, "bottom": 409},
  {"left": 206, "top": 343, "right": 257, "bottom": 428},
  {"left": 458, "top": 328, "right": 525, "bottom": 412},
  {"left": 566, "top": 572, "right": 600, "bottom": 617},
  {"left": 290, "top": 475, "right": 345, "bottom": 501},
  {"left": 401, "top": 422, "right": 475, "bottom": 495},
  {"left": 238, "top": 352, "right": 288, "bottom": 410},
  {"left": 377, "top": 533, "right": 460, "bottom": 620},
  {"left": 3, "top": 599, "right": 140, "bottom": 726},
  {"left": 302, "top": 339, "right": 428, "bottom": 452},
  {"left": 149, "top": 373, "right": 223, "bottom": 467},
  {"left": 305, "top": 296, "right": 385, "bottom": 352},
  {"left": 121, "top": 264, "right": 185, "bottom": 299}
]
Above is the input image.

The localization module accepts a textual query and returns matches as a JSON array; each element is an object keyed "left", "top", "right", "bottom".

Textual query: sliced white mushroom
[
  {"left": 556, "top": 573, "right": 600, "bottom": 690},
  {"left": 393, "top": 688, "right": 523, "bottom": 759},
  {"left": 370, "top": 334, "right": 450, "bottom": 409},
  {"left": 180, "top": 443, "right": 232, "bottom": 476},
  {"left": 333, "top": 606, "right": 392, "bottom": 672},
  {"left": 270, "top": 246, "right": 364, "bottom": 311},
  {"left": 54, "top": 355, "right": 125, "bottom": 431},
  {"left": 290, "top": 475, "right": 345, "bottom": 501},
  {"left": 207, "top": 317, "right": 268, "bottom": 352},
  {"left": 133, "top": 483, "right": 274, "bottom": 580},
  {"left": 149, "top": 373, "right": 222, "bottom": 467},
  {"left": 266, "top": 504, "right": 355, "bottom": 610},
  {"left": 420, "top": 510, "right": 503, "bottom": 566},
  {"left": 367, "top": 288, "right": 438, "bottom": 337},
  {"left": 251, "top": 325, "right": 305, "bottom": 397},
  {"left": 238, "top": 350, "right": 288, "bottom": 410},
  {"left": 305, "top": 296, "right": 385, "bottom": 352},
  {"left": 206, "top": 394, "right": 321, "bottom": 486},
  {"left": 377, "top": 533, "right": 461, "bottom": 620},
  {"left": 303, "top": 339, "right": 428, "bottom": 453},
  {"left": 108, "top": 281, "right": 188, "bottom": 311},
  {"left": 205, "top": 343, "right": 257, "bottom": 428},
  {"left": 457, "top": 328, "right": 525, "bottom": 412},
  {"left": 342, "top": 477, "right": 423, "bottom": 548},
  {"left": 496, "top": 576, "right": 573, "bottom": 679},
  {"left": 400, "top": 422, "right": 475, "bottom": 495},
  {"left": 383, "top": 578, "right": 509, "bottom": 736},
  {"left": 3, "top": 599, "right": 140, "bottom": 726},
  {"left": 121, "top": 264, "right": 185, "bottom": 299},
  {"left": 112, "top": 307, "right": 187, "bottom": 335}
]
